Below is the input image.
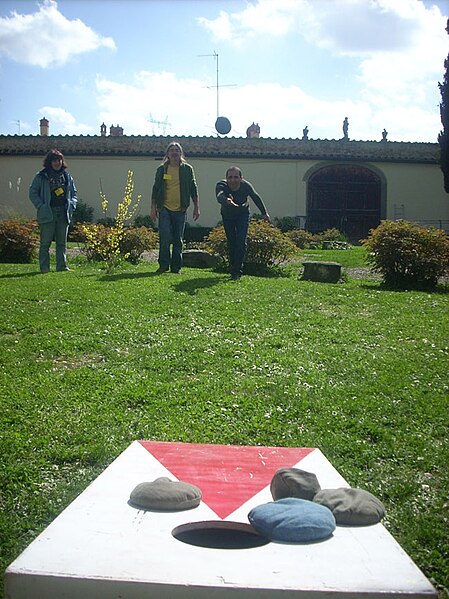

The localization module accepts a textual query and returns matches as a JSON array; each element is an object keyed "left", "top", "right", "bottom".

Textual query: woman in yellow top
[{"left": 151, "top": 142, "right": 200, "bottom": 273}]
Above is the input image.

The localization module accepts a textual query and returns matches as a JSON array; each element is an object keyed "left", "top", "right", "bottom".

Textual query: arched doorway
[{"left": 307, "top": 164, "right": 382, "bottom": 242}]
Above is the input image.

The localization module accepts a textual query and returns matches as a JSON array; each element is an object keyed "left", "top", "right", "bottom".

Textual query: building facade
[{"left": 0, "top": 133, "right": 447, "bottom": 241}]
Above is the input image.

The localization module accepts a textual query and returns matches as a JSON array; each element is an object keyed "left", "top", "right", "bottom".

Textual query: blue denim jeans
[
  {"left": 158, "top": 208, "right": 187, "bottom": 272},
  {"left": 39, "top": 205, "right": 69, "bottom": 272},
  {"left": 222, "top": 209, "right": 250, "bottom": 276}
]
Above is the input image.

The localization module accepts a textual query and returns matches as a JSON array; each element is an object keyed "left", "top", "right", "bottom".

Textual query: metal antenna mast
[{"left": 199, "top": 51, "right": 235, "bottom": 119}]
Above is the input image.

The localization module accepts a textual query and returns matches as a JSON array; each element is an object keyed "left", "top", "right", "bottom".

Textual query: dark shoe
[
  {"left": 230, "top": 274, "right": 241, "bottom": 281},
  {"left": 171, "top": 270, "right": 181, "bottom": 274},
  {"left": 41, "top": 270, "right": 50, "bottom": 274},
  {"left": 156, "top": 267, "right": 169, "bottom": 274}
]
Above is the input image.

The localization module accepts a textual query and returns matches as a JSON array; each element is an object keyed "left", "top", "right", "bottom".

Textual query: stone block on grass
[
  {"left": 182, "top": 249, "right": 219, "bottom": 268},
  {"left": 302, "top": 261, "right": 342, "bottom": 283}
]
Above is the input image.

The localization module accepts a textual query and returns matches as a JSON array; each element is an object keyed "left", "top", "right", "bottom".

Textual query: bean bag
[
  {"left": 248, "top": 497, "right": 336, "bottom": 542},
  {"left": 270, "top": 467, "right": 321, "bottom": 501},
  {"left": 129, "top": 477, "right": 202, "bottom": 511},
  {"left": 313, "top": 488, "right": 385, "bottom": 525}
]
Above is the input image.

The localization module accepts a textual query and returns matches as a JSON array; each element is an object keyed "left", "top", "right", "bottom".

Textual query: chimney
[
  {"left": 100, "top": 122, "right": 107, "bottom": 136},
  {"left": 109, "top": 124, "right": 124, "bottom": 136},
  {"left": 40, "top": 117, "right": 49, "bottom": 136}
]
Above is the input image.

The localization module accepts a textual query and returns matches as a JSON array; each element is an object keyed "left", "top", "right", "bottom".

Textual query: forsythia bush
[
  {"left": 78, "top": 171, "right": 142, "bottom": 272},
  {"left": 362, "top": 220, "right": 449, "bottom": 289},
  {"left": 76, "top": 224, "right": 158, "bottom": 265},
  {"left": 0, "top": 219, "right": 38, "bottom": 263},
  {"left": 204, "top": 219, "right": 299, "bottom": 271}
]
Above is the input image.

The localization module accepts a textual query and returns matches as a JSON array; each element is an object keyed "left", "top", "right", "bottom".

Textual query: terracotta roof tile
[{"left": 0, "top": 134, "right": 439, "bottom": 164}]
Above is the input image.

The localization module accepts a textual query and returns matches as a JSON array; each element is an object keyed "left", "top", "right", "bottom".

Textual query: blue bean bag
[{"left": 248, "top": 497, "right": 336, "bottom": 542}]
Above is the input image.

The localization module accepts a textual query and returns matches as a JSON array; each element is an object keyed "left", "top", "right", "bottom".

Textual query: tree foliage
[{"left": 438, "top": 19, "right": 449, "bottom": 193}]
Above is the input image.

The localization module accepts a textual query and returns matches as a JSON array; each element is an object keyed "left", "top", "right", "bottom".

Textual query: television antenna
[
  {"left": 148, "top": 113, "right": 171, "bottom": 135},
  {"left": 199, "top": 51, "right": 236, "bottom": 120}
]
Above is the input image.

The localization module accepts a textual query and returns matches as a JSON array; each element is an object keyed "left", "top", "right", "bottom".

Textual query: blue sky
[{"left": 0, "top": 0, "right": 448, "bottom": 142}]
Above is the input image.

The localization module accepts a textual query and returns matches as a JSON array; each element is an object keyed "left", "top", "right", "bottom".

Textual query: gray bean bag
[
  {"left": 129, "top": 477, "right": 202, "bottom": 511},
  {"left": 313, "top": 488, "right": 385, "bottom": 525},
  {"left": 270, "top": 467, "right": 321, "bottom": 501}
]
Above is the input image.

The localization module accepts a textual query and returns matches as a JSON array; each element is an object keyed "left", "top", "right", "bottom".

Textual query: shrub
[
  {"left": 120, "top": 227, "right": 158, "bottom": 264},
  {"left": 362, "top": 220, "right": 449, "bottom": 289},
  {"left": 72, "top": 200, "right": 94, "bottom": 225},
  {"left": 76, "top": 224, "right": 158, "bottom": 265},
  {"left": 0, "top": 219, "right": 38, "bottom": 263},
  {"left": 274, "top": 216, "right": 298, "bottom": 232},
  {"left": 184, "top": 225, "right": 213, "bottom": 243},
  {"left": 96, "top": 216, "right": 116, "bottom": 227},
  {"left": 286, "top": 229, "right": 314, "bottom": 249},
  {"left": 69, "top": 200, "right": 94, "bottom": 241},
  {"left": 204, "top": 219, "right": 299, "bottom": 272},
  {"left": 78, "top": 171, "right": 142, "bottom": 272},
  {"left": 312, "top": 228, "right": 347, "bottom": 243},
  {"left": 133, "top": 214, "right": 155, "bottom": 229}
]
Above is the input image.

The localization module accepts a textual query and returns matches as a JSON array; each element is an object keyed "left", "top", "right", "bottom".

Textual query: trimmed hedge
[{"left": 362, "top": 220, "right": 449, "bottom": 289}]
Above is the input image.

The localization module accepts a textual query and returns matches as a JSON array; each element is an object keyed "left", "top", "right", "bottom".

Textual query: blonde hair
[{"left": 163, "top": 141, "right": 185, "bottom": 164}]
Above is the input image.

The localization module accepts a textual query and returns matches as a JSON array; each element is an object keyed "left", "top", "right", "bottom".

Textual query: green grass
[{"left": 1, "top": 247, "right": 448, "bottom": 597}]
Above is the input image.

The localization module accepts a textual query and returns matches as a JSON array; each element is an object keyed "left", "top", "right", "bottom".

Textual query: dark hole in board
[{"left": 172, "top": 520, "right": 270, "bottom": 549}]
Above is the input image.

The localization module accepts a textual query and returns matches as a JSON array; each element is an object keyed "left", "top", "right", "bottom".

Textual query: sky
[{"left": 0, "top": 0, "right": 448, "bottom": 142}]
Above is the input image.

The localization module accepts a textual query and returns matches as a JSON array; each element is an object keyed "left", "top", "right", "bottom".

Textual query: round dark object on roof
[{"left": 215, "top": 116, "right": 232, "bottom": 135}]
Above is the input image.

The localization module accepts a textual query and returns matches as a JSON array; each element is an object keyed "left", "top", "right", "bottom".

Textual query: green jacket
[{"left": 151, "top": 162, "right": 198, "bottom": 210}]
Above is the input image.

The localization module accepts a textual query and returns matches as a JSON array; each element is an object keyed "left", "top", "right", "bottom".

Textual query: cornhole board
[{"left": 4, "top": 441, "right": 437, "bottom": 599}]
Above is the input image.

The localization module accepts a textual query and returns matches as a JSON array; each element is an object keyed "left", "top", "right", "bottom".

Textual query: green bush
[
  {"left": 0, "top": 219, "right": 39, "bottom": 263},
  {"left": 184, "top": 225, "right": 213, "bottom": 243},
  {"left": 204, "top": 219, "right": 299, "bottom": 272},
  {"left": 96, "top": 216, "right": 116, "bottom": 227},
  {"left": 133, "top": 214, "right": 155, "bottom": 229},
  {"left": 274, "top": 215, "right": 298, "bottom": 232},
  {"left": 120, "top": 226, "right": 158, "bottom": 264},
  {"left": 312, "top": 228, "right": 347, "bottom": 243},
  {"left": 73, "top": 200, "right": 94, "bottom": 225},
  {"left": 362, "top": 220, "right": 449, "bottom": 289},
  {"left": 69, "top": 200, "right": 94, "bottom": 240},
  {"left": 286, "top": 229, "right": 314, "bottom": 248},
  {"left": 75, "top": 224, "right": 158, "bottom": 265}
]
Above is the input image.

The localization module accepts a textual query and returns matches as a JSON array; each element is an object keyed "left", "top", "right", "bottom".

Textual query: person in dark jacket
[
  {"left": 216, "top": 166, "right": 270, "bottom": 280},
  {"left": 29, "top": 149, "right": 77, "bottom": 273},
  {"left": 151, "top": 142, "right": 200, "bottom": 274}
]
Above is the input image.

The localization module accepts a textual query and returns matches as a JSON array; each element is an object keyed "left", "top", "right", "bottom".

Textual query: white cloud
[
  {"left": 0, "top": 0, "right": 116, "bottom": 68},
  {"left": 94, "top": 70, "right": 440, "bottom": 142},
  {"left": 39, "top": 106, "right": 94, "bottom": 135},
  {"left": 197, "top": 0, "right": 309, "bottom": 43},
  {"left": 195, "top": 0, "right": 447, "bottom": 141}
]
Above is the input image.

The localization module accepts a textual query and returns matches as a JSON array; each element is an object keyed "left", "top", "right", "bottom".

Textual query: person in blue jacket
[{"left": 29, "top": 149, "right": 77, "bottom": 273}]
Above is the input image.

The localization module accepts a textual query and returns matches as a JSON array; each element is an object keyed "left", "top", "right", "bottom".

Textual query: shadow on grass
[
  {"left": 99, "top": 270, "right": 162, "bottom": 282},
  {"left": 173, "top": 276, "right": 227, "bottom": 295}
]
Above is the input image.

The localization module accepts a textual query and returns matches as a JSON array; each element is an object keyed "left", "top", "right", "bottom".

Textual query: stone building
[{"left": 0, "top": 127, "right": 447, "bottom": 241}]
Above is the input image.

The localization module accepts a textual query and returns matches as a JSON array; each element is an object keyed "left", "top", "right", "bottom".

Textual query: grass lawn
[{"left": 0, "top": 247, "right": 448, "bottom": 597}]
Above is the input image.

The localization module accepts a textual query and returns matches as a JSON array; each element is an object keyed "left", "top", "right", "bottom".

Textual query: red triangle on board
[{"left": 139, "top": 441, "right": 315, "bottom": 519}]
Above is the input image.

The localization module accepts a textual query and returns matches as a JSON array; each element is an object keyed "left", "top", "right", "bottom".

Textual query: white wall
[{"left": 1, "top": 154, "right": 447, "bottom": 229}]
